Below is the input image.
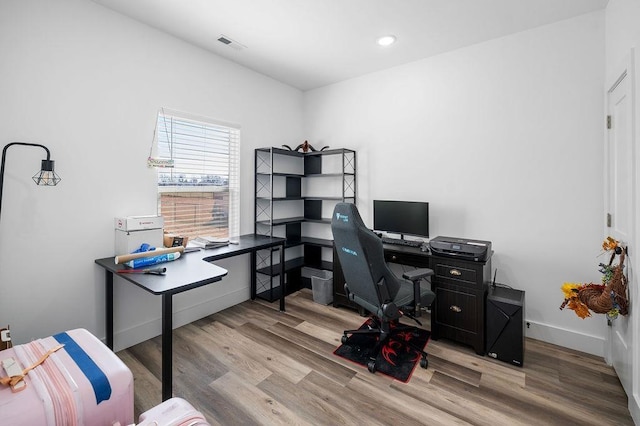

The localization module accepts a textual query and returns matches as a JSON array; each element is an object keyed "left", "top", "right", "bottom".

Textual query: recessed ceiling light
[{"left": 377, "top": 35, "right": 397, "bottom": 47}]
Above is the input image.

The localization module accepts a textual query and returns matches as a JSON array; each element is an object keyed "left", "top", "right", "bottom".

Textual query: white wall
[
  {"left": 605, "top": 0, "right": 640, "bottom": 422},
  {"left": 304, "top": 12, "right": 607, "bottom": 355},
  {"left": 0, "top": 0, "right": 619, "bottom": 360},
  {"left": 0, "top": 0, "right": 303, "bottom": 348}
]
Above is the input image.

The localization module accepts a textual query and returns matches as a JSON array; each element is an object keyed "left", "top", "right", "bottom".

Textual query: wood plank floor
[{"left": 118, "top": 289, "right": 633, "bottom": 425}]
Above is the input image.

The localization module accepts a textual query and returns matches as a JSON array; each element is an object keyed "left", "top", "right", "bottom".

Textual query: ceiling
[{"left": 92, "top": 0, "right": 609, "bottom": 91}]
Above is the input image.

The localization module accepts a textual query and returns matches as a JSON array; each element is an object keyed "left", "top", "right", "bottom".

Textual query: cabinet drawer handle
[
  {"left": 449, "top": 269, "right": 462, "bottom": 276},
  {"left": 450, "top": 305, "right": 462, "bottom": 313},
  {"left": 391, "top": 255, "right": 397, "bottom": 261}
]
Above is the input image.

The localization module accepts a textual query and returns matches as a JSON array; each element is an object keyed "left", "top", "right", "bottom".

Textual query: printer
[{"left": 429, "top": 236, "right": 492, "bottom": 262}]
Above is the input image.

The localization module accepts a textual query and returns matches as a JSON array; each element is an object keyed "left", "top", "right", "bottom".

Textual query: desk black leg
[
  {"left": 161, "top": 293, "right": 173, "bottom": 401},
  {"left": 105, "top": 271, "right": 114, "bottom": 350},
  {"left": 279, "top": 242, "right": 285, "bottom": 312},
  {"left": 250, "top": 251, "right": 256, "bottom": 300}
]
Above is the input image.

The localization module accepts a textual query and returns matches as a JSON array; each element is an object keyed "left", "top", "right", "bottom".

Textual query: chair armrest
[{"left": 402, "top": 268, "right": 434, "bottom": 282}]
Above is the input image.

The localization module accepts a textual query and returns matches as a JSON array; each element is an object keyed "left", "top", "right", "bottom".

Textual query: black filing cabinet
[{"left": 430, "top": 254, "right": 492, "bottom": 355}]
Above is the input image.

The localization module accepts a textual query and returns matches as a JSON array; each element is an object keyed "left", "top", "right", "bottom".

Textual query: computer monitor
[{"left": 373, "top": 200, "right": 429, "bottom": 238}]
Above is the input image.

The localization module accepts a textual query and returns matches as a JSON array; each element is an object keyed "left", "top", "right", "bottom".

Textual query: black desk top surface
[
  {"left": 95, "top": 234, "right": 285, "bottom": 296},
  {"left": 382, "top": 242, "right": 493, "bottom": 263},
  {"left": 199, "top": 234, "right": 285, "bottom": 261},
  {"left": 382, "top": 243, "right": 431, "bottom": 256}
]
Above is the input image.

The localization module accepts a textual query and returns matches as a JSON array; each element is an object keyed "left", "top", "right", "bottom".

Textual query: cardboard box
[
  {"left": 115, "top": 229, "right": 164, "bottom": 256},
  {"left": 114, "top": 215, "right": 164, "bottom": 232}
]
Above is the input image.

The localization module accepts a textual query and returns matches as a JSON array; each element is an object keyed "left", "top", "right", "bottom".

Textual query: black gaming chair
[{"left": 331, "top": 202, "right": 436, "bottom": 372}]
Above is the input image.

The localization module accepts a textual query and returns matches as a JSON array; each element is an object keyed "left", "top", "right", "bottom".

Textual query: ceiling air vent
[{"left": 217, "top": 35, "right": 246, "bottom": 51}]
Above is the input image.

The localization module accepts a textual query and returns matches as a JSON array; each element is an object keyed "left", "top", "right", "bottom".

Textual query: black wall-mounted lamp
[{"left": 0, "top": 142, "right": 62, "bottom": 219}]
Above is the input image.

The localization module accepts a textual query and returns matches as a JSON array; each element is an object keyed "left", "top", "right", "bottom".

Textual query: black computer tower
[{"left": 486, "top": 286, "right": 525, "bottom": 366}]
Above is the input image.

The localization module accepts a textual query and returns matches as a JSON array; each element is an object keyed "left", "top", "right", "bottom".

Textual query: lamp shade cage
[{"left": 33, "top": 159, "right": 61, "bottom": 186}]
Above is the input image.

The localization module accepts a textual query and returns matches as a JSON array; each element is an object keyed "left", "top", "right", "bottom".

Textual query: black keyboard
[{"left": 381, "top": 237, "right": 423, "bottom": 248}]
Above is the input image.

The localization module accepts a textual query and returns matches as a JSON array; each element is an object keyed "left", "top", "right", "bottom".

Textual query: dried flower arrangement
[{"left": 560, "top": 237, "right": 629, "bottom": 320}]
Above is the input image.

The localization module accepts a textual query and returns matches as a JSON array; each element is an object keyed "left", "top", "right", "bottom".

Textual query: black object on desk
[{"left": 95, "top": 233, "right": 286, "bottom": 401}]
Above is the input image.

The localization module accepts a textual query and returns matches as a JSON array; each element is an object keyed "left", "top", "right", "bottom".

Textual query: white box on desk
[
  {"left": 114, "top": 215, "right": 164, "bottom": 232},
  {"left": 115, "top": 228, "right": 164, "bottom": 255}
]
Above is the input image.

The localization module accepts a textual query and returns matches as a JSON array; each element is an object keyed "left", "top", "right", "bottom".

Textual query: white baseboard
[
  {"left": 524, "top": 320, "right": 605, "bottom": 357},
  {"left": 109, "top": 287, "right": 249, "bottom": 352},
  {"left": 630, "top": 395, "right": 640, "bottom": 426}
]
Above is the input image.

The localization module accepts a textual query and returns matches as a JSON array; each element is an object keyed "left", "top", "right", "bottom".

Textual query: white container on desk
[{"left": 114, "top": 215, "right": 164, "bottom": 255}]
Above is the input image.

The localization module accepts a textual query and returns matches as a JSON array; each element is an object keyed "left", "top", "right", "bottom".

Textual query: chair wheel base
[
  {"left": 420, "top": 355, "right": 428, "bottom": 369},
  {"left": 341, "top": 335, "right": 348, "bottom": 344},
  {"left": 367, "top": 359, "right": 376, "bottom": 373}
]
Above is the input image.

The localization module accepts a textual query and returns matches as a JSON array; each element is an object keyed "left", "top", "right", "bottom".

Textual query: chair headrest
[{"left": 332, "top": 202, "right": 364, "bottom": 229}]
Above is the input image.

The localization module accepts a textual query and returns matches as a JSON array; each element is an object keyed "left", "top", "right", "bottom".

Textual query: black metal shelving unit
[{"left": 254, "top": 147, "right": 356, "bottom": 301}]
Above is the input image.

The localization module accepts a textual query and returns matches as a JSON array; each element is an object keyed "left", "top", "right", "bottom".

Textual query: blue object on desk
[
  {"left": 126, "top": 252, "right": 180, "bottom": 268},
  {"left": 132, "top": 243, "right": 156, "bottom": 253}
]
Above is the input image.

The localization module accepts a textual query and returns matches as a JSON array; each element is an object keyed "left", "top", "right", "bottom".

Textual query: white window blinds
[{"left": 155, "top": 109, "right": 240, "bottom": 240}]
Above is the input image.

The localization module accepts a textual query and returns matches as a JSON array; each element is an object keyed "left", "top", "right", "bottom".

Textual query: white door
[{"left": 606, "top": 65, "right": 634, "bottom": 397}]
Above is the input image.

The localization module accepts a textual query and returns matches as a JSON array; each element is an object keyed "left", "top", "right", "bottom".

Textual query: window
[{"left": 154, "top": 109, "right": 240, "bottom": 240}]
